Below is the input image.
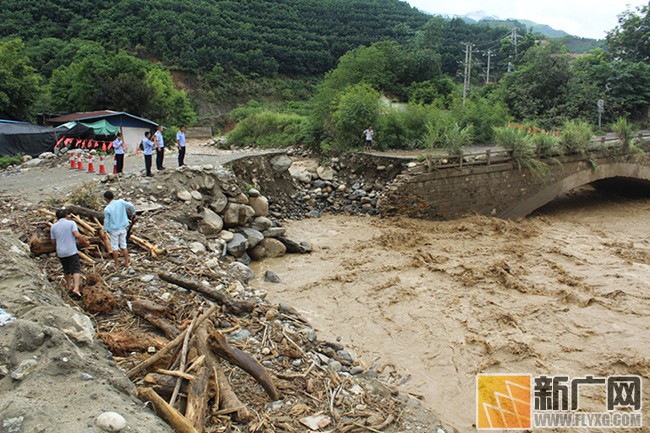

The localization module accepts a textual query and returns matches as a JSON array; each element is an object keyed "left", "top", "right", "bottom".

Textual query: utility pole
[
  {"left": 511, "top": 27, "right": 520, "bottom": 55},
  {"left": 463, "top": 42, "right": 474, "bottom": 106},
  {"left": 485, "top": 49, "right": 493, "bottom": 84}
]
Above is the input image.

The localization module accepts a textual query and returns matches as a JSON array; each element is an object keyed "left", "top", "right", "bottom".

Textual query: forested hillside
[{"left": 0, "top": 0, "right": 428, "bottom": 77}]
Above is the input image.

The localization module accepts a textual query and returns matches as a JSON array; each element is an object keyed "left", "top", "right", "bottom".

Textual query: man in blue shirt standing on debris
[
  {"left": 103, "top": 191, "right": 136, "bottom": 269},
  {"left": 154, "top": 124, "right": 165, "bottom": 170},
  {"left": 142, "top": 131, "right": 154, "bottom": 177},
  {"left": 51, "top": 208, "right": 89, "bottom": 297},
  {"left": 176, "top": 125, "right": 186, "bottom": 167}
]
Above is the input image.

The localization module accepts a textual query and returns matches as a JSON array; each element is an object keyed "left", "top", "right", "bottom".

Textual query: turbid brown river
[{"left": 251, "top": 187, "right": 650, "bottom": 432}]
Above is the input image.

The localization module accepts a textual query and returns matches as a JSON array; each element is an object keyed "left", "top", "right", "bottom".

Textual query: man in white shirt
[
  {"left": 176, "top": 125, "right": 186, "bottom": 167},
  {"left": 113, "top": 132, "right": 125, "bottom": 174},
  {"left": 363, "top": 126, "right": 374, "bottom": 151},
  {"left": 154, "top": 124, "right": 165, "bottom": 170}
]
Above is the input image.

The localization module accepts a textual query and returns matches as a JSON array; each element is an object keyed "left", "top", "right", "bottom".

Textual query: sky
[{"left": 405, "top": 0, "right": 648, "bottom": 39}]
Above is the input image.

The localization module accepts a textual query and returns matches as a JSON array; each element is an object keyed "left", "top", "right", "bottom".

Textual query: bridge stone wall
[{"left": 381, "top": 149, "right": 650, "bottom": 220}]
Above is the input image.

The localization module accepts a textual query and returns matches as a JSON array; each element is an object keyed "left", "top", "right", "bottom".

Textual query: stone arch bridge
[{"left": 374, "top": 133, "right": 650, "bottom": 220}]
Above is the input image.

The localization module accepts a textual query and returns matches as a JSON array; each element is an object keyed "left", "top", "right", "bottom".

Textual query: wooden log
[
  {"left": 78, "top": 251, "right": 95, "bottom": 264},
  {"left": 38, "top": 208, "right": 56, "bottom": 217},
  {"left": 143, "top": 373, "right": 188, "bottom": 400},
  {"left": 157, "top": 369, "right": 196, "bottom": 381},
  {"left": 158, "top": 271, "right": 254, "bottom": 316},
  {"left": 276, "top": 236, "right": 311, "bottom": 254},
  {"left": 209, "top": 330, "right": 281, "bottom": 401},
  {"left": 70, "top": 215, "right": 97, "bottom": 235},
  {"left": 126, "top": 304, "right": 220, "bottom": 379},
  {"left": 185, "top": 365, "right": 210, "bottom": 432},
  {"left": 135, "top": 387, "right": 199, "bottom": 433},
  {"left": 65, "top": 205, "right": 105, "bottom": 222},
  {"left": 191, "top": 324, "right": 251, "bottom": 422},
  {"left": 131, "top": 235, "right": 166, "bottom": 257},
  {"left": 132, "top": 299, "right": 179, "bottom": 339}
]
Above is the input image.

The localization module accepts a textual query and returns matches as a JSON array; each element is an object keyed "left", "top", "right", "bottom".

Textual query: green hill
[{"left": 0, "top": 0, "right": 429, "bottom": 77}]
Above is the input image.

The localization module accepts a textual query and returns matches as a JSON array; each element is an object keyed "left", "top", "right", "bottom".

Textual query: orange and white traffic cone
[
  {"left": 113, "top": 155, "right": 118, "bottom": 174},
  {"left": 87, "top": 154, "right": 95, "bottom": 173},
  {"left": 69, "top": 154, "right": 76, "bottom": 169},
  {"left": 77, "top": 154, "right": 84, "bottom": 171},
  {"left": 98, "top": 155, "right": 106, "bottom": 175}
]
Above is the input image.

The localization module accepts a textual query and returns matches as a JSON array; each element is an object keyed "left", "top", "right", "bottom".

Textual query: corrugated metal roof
[{"left": 46, "top": 111, "right": 158, "bottom": 128}]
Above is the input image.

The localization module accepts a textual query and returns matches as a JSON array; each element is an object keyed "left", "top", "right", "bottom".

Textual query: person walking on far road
[
  {"left": 50, "top": 208, "right": 89, "bottom": 297},
  {"left": 363, "top": 126, "right": 374, "bottom": 152},
  {"left": 176, "top": 125, "right": 186, "bottom": 167},
  {"left": 113, "top": 132, "right": 125, "bottom": 174},
  {"left": 103, "top": 191, "right": 136, "bottom": 269},
  {"left": 154, "top": 124, "right": 165, "bottom": 170},
  {"left": 142, "top": 131, "right": 154, "bottom": 177}
]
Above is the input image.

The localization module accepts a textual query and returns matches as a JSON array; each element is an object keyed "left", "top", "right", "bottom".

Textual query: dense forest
[{"left": 0, "top": 0, "right": 648, "bottom": 154}]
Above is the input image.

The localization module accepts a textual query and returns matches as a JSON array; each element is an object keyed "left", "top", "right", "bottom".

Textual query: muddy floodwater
[{"left": 251, "top": 187, "right": 650, "bottom": 431}]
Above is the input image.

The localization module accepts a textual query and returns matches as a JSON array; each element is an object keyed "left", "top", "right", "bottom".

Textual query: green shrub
[
  {"left": 441, "top": 122, "right": 474, "bottom": 155},
  {"left": 560, "top": 120, "right": 593, "bottom": 155},
  {"left": 378, "top": 104, "right": 445, "bottom": 149},
  {"left": 331, "top": 83, "right": 381, "bottom": 148},
  {"left": 533, "top": 131, "right": 562, "bottom": 158},
  {"left": 493, "top": 126, "right": 547, "bottom": 174},
  {"left": 454, "top": 98, "right": 510, "bottom": 144},
  {"left": 227, "top": 111, "right": 307, "bottom": 148},
  {"left": 0, "top": 154, "right": 23, "bottom": 169},
  {"left": 611, "top": 117, "right": 636, "bottom": 150}
]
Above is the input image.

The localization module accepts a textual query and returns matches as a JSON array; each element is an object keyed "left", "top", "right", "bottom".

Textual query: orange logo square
[{"left": 477, "top": 374, "right": 532, "bottom": 429}]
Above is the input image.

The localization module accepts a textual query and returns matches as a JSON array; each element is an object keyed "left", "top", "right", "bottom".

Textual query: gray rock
[
  {"left": 307, "top": 210, "right": 321, "bottom": 218},
  {"left": 237, "top": 252, "right": 252, "bottom": 266},
  {"left": 239, "top": 227, "right": 264, "bottom": 248},
  {"left": 293, "top": 171, "right": 312, "bottom": 183},
  {"left": 198, "top": 207, "right": 223, "bottom": 235},
  {"left": 229, "top": 329, "right": 251, "bottom": 341},
  {"left": 270, "top": 154, "right": 293, "bottom": 172},
  {"left": 249, "top": 245, "right": 266, "bottom": 261},
  {"left": 22, "top": 158, "right": 42, "bottom": 167},
  {"left": 260, "top": 238, "right": 286, "bottom": 258},
  {"left": 317, "top": 166, "right": 335, "bottom": 181},
  {"left": 248, "top": 195, "right": 269, "bottom": 217},
  {"left": 190, "top": 190, "right": 203, "bottom": 201},
  {"left": 350, "top": 366, "right": 365, "bottom": 375},
  {"left": 278, "top": 303, "right": 299, "bottom": 316},
  {"left": 80, "top": 373, "right": 94, "bottom": 381},
  {"left": 209, "top": 189, "right": 228, "bottom": 213},
  {"left": 39, "top": 152, "right": 55, "bottom": 159},
  {"left": 229, "top": 262, "right": 254, "bottom": 282},
  {"left": 176, "top": 190, "right": 192, "bottom": 202},
  {"left": 336, "top": 350, "right": 355, "bottom": 365},
  {"left": 12, "top": 320, "right": 45, "bottom": 351},
  {"left": 226, "top": 233, "right": 248, "bottom": 257},
  {"left": 251, "top": 216, "right": 273, "bottom": 232},
  {"left": 222, "top": 203, "right": 255, "bottom": 227},
  {"left": 218, "top": 230, "right": 234, "bottom": 242},
  {"left": 264, "top": 270, "right": 282, "bottom": 283},
  {"left": 262, "top": 227, "right": 287, "bottom": 238},
  {"left": 140, "top": 275, "right": 155, "bottom": 283},
  {"left": 201, "top": 175, "right": 215, "bottom": 191},
  {"left": 247, "top": 188, "right": 261, "bottom": 197},
  {"left": 328, "top": 360, "right": 343, "bottom": 372},
  {"left": 189, "top": 242, "right": 206, "bottom": 254},
  {"left": 10, "top": 359, "right": 38, "bottom": 380},
  {"left": 2, "top": 416, "right": 24, "bottom": 433},
  {"left": 96, "top": 412, "right": 127, "bottom": 432},
  {"left": 234, "top": 193, "right": 249, "bottom": 204}
]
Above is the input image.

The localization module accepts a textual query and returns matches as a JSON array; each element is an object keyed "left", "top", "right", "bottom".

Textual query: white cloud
[{"left": 405, "top": 0, "right": 647, "bottom": 39}]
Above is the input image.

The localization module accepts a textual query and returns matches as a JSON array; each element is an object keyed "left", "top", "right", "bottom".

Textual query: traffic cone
[
  {"left": 113, "top": 155, "right": 118, "bottom": 174},
  {"left": 87, "top": 154, "right": 95, "bottom": 173},
  {"left": 69, "top": 154, "right": 76, "bottom": 169},
  {"left": 98, "top": 155, "right": 106, "bottom": 175},
  {"left": 77, "top": 154, "right": 84, "bottom": 171}
]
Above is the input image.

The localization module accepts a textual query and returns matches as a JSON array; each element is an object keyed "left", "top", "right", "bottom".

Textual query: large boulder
[
  {"left": 238, "top": 228, "right": 264, "bottom": 249},
  {"left": 197, "top": 207, "right": 223, "bottom": 235},
  {"left": 270, "top": 154, "right": 293, "bottom": 172},
  {"left": 248, "top": 196, "right": 269, "bottom": 217},
  {"left": 317, "top": 166, "right": 335, "bottom": 181},
  {"left": 261, "top": 238, "right": 286, "bottom": 258},
  {"left": 222, "top": 203, "right": 255, "bottom": 227},
  {"left": 251, "top": 217, "right": 273, "bottom": 232},
  {"left": 227, "top": 233, "right": 248, "bottom": 257},
  {"left": 209, "top": 189, "right": 228, "bottom": 213}
]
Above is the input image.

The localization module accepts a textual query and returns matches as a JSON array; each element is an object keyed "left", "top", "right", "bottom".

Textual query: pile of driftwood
[{"left": 22, "top": 204, "right": 405, "bottom": 433}]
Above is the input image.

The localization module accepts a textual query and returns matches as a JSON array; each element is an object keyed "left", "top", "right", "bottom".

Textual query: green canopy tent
[{"left": 80, "top": 119, "right": 119, "bottom": 136}]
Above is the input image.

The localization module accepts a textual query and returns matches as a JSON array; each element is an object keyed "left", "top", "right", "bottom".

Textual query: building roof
[{"left": 46, "top": 111, "right": 158, "bottom": 128}]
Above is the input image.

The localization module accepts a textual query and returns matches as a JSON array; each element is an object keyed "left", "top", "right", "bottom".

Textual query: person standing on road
[
  {"left": 176, "top": 125, "right": 186, "bottom": 167},
  {"left": 50, "top": 208, "right": 89, "bottom": 297},
  {"left": 103, "top": 191, "right": 136, "bottom": 269},
  {"left": 154, "top": 124, "right": 165, "bottom": 170},
  {"left": 142, "top": 131, "right": 154, "bottom": 177},
  {"left": 363, "top": 126, "right": 374, "bottom": 152},
  {"left": 113, "top": 132, "right": 125, "bottom": 174}
]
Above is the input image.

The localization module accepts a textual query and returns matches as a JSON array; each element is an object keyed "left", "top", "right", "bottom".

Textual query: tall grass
[
  {"left": 0, "top": 154, "right": 23, "bottom": 169},
  {"left": 560, "top": 120, "right": 593, "bottom": 155},
  {"left": 493, "top": 126, "right": 548, "bottom": 175},
  {"left": 612, "top": 117, "right": 636, "bottom": 150}
]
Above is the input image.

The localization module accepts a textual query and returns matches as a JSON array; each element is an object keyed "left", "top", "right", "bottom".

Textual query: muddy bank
[
  {"left": 0, "top": 230, "right": 173, "bottom": 433},
  {"left": 251, "top": 188, "right": 650, "bottom": 431}
]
